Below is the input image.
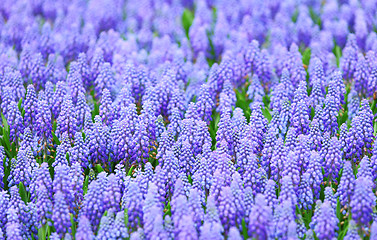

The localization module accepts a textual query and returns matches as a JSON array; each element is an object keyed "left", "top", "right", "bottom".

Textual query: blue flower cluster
[{"left": 1, "top": 0, "right": 377, "bottom": 239}]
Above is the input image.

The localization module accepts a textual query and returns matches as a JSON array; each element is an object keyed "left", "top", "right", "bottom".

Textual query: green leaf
[
  {"left": 127, "top": 165, "right": 135, "bottom": 176},
  {"left": 310, "top": 106, "right": 315, "bottom": 119},
  {"left": 182, "top": 9, "right": 194, "bottom": 37},
  {"left": 1, "top": 114, "right": 10, "bottom": 151},
  {"left": 70, "top": 214, "right": 77, "bottom": 236},
  {"left": 11, "top": 142, "right": 16, "bottom": 158},
  {"left": 95, "top": 164, "right": 104, "bottom": 173},
  {"left": 336, "top": 198, "right": 341, "bottom": 219},
  {"left": 1, "top": 134, "right": 10, "bottom": 155},
  {"left": 262, "top": 107, "right": 272, "bottom": 122},
  {"left": 302, "top": 48, "right": 311, "bottom": 66},
  {"left": 291, "top": 9, "right": 299, "bottom": 23},
  {"left": 18, "top": 97, "right": 23, "bottom": 111},
  {"left": 92, "top": 102, "right": 100, "bottom": 120},
  {"left": 309, "top": 7, "right": 321, "bottom": 27},
  {"left": 241, "top": 218, "right": 248, "bottom": 239},
  {"left": 83, "top": 175, "right": 89, "bottom": 194},
  {"left": 262, "top": 95, "right": 270, "bottom": 109},
  {"left": 18, "top": 97, "right": 23, "bottom": 108},
  {"left": 188, "top": 174, "right": 192, "bottom": 184},
  {"left": 1, "top": 113, "right": 9, "bottom": 132},
  {"left": 209, "top": 110, "right": 220, "bottom": 149},
  {"left": 163, "top": 202, "right": 171, "bottom": 217},
  {"left": 53, "top": 120, "right": 57, "bottom": 132},
  {"left": 66, "top": 153, "right": 70, "bottom": 165},
  {"left": 124, "top": 208, "right": 129, "bottom": 227},
  {"left": 18, "top": 182, "right": 29, "bottom": 203},
  {"left": 333, "top": 45, "right": 342, "bottom": 67},
  {"left": 4, "top": 149, "right": 13, "bottom": 158},
  {"left": 38, "top": 224, "right": 47, "bottom": 240},
  {"left": 52, "top": 131, "right": 60, "bottom": 145},
  {"left": 338, "top": 223, "right": 349, "bottom": 240},
  {"left": 3, "top": 157, "right": 10, "bottom": 189},
  {"left": 235, "top": 88, "right": 250, "bottom": 112}
]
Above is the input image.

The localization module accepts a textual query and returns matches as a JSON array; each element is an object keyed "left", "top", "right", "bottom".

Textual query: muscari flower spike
[
  {"left": 273, "top": 200, "right": 295, "bottom": 239},
  {"left": 350, "top": 176, "right": 376, "bottom": 226},
  {"left": 314, "top": 201, "right": 338, "bottom": 240},
  {"left": 306, "top": 151, "right": 323, "bottom": 199},
  {"left": 52, "top": 191, "right": 71, "bottom": 237},
  {"left": 81, "top": 173, "right": 107, "bottom": 232},
  {"left": 343, "top": 219, "right": 360, "bottom": 240}
]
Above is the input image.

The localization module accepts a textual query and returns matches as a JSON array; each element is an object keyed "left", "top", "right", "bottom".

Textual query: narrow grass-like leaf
[
  {"left": 71, "top": 214, "right": 77, "bottom": 236},
  {"left": 182, "top": 9, "right": 194, "bottom": 37},
  {"left": 302, "top": 48, "right": 311, "bottom": 66},
  {"left": 38, "top": 224, "right": 47, "bottom": 240},
  {"left": 241, "top": 218, "right": 248, "bottom": 239},
  {"left": 83, "top": 175, "right": 89, "bottom": 194},
  {"left": 95, "top": 164, "right": 104, "bottom": 173},
  {"left": 19, "top": 182, "right": 29, "bottom": 203},
  {"left": 262, "top": 107, "right": 272, "bottom": 122}
]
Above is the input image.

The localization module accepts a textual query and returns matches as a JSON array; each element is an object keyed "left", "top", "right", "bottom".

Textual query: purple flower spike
[
  {"left": 314, "top": 201, "right": 338, "bottom": 240},
  {"left": 290, "top": 99, "right": 310, "bottom": 135},
  {"left": 81, "top": 177, "right": 107, "bottom": 232},
  {"left": 218, "top": 186, "right": 236, "bottom": 233},
  {"left": 306, "top": 151, "right": 323, "bottom": 199},
  {"left": 52, "top": 191, "right": 71, "bottom": 237},
  {"left": 324, "top": 137, "right": 343, "bottom": 183},
  {"left": 350, "top": 177, "right": 375, "bottom": 226},
  {"left": 122, "top": 181, "right": 143, "bottom": 229},
  {"left": 354, "top": 53, "right": 369, "bottom": 96},
  {"left": 344, "top": 220, "right": 360, "bottom": 240},
  {"left": 248, "top": 194, "right": 272, "bottom": 239},
  {"left": 336, "top": 161, "right": 355, "bottom": 208},
  {"left": 341, "top": 34, "right": 358, "bottom": 80},
  {"left": 75, "top": 215, "right": 95, "bottom": 240}
]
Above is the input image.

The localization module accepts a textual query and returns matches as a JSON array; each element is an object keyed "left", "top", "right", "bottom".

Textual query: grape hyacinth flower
[
  {"left": 314, "top": 201, "right": 338, "bottom": 240},
  {"left": 52, "top": 191, "right": 71, "bottom": 237},
  {"left": 298, "top": 173, "right": 314, "bottom": 210},
  {"left": 35, "top": 183, "right": 53, "bottom": 225},
  {"left": 282, "top": 151, "right": 300, "bottom": 190},
  {"left": 350, "top": 177, "right": 375, "bottom": 226},
  {"left": 341, "top": 34, "right": 358, "bottom": 80},
  {"left": 2, "top": 1, "right": 377, "bottom": 238},
  {"left": 344, "top": 220, "right": 360, "bottom": 240},
  {"left": 269, "top": 138, "right": 286, "bottom": 181},
  {"left": 336, "top": 161, "right": 355, "bottom": 209},
  {"left": 23, "top": 84, "right": 37, "bottom": 128},
  {"left": 357, "top": 156, "right": 373, "bottom": 181},
  {"left": 6, "top": 101, "right": 23, "bottom": 143},
  {"left": 81, "top": 178, "right": 106, "bottom": 232},
  {"left": 273, "top": 200, "right": 295, "bottom": 239},
  {"left": 290, "top": 99, "right": 310, "bottom": 135},
  {"left": 122, "top": 181, "right": 143, "bottom": 228},
  {"left": 35, "top": 99, "right": 53, "bottom": 143},
  {"left": 248, "top": 194, "right": 272, "bottom": 239},
  {"left": 324, "top": 137, "right": 343, "bottom": 184},
  {"left": 56, "top": 96, "right": 78, "bottom": 140},
  {"left": 247, "top": 75, "right": 264, "bottom": 103},
  {"left": 354, "top": 53, "right": 369, "bottom": 96},
  {"left": 218, "top": 186, "right": 236, "bottom": 233},
  {"left": 306, "top": 151, "right": 323, "bottom": 199},
  {"left": 75, "top": 215, "right": 95, "bottom": 240},
  {"left": 196, "top": 83, "right": 215, "bottom": 123}
]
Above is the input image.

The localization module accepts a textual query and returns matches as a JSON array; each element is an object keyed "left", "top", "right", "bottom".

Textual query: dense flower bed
[{"left": 1, "top": 0, "right": 377, "bottom": 239}]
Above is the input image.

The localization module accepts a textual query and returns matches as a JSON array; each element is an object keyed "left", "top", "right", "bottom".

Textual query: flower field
[{"left": 1, "top": 0, "right": 377, "bottom": 239}]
